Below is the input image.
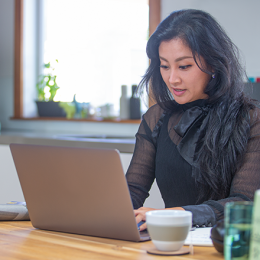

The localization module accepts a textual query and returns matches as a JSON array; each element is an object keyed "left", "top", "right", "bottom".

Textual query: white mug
[{"left": 146, "top": 210, "right": 192, "bottom": 251}]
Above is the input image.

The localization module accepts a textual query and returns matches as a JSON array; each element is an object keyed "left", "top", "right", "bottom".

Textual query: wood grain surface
[{"left": 0, "top": 221, "right": 223, "bottom": 260}]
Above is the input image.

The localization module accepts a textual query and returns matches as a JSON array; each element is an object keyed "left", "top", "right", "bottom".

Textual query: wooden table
[{"left": 0, "top": 221, "right": 223, "bottom": 260}]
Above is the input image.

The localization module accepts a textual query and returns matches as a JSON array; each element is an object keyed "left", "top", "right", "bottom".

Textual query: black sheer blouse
[{"left": 126, "top": 99, "right": 260, "bottom": 226}]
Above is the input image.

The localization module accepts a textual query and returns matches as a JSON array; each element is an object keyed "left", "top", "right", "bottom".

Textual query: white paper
[{"left": 184, "top": 227, "right": 213, "bottom": 246}]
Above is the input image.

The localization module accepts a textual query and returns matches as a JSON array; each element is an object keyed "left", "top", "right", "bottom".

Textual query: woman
[{"left": 126, "top": 9, "right": 260, "bottom": 231}]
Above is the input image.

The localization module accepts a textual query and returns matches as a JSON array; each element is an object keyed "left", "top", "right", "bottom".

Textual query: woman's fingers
[
  {"left": 134, "top": 207, "right": 157, "bottom": 231},
  {"left": 139, "top": 222, "right": 147, "bottom": 231},
  {"left": 135, "top": 213, "right": 144, "bottom": 224}
]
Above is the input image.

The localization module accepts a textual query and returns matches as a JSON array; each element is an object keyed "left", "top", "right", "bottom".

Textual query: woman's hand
[
  {"left": 134, "top": 207, "right": 156, "bottom": 231},
  {"left": 134, "top": 207, "right": 185, "bottom": 231}
]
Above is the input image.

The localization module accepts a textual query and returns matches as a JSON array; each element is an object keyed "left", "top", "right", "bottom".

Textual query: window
[
  {"left": 14, "top": 0, "right": 161, "bottom": 121},
  {"left": 43, "top": 0, "right": 148, "bottom": 115}
]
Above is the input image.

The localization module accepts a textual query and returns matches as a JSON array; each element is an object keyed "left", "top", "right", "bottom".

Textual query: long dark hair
[{"left": 139, "top": 9, "right": 256, "bottom": 200}]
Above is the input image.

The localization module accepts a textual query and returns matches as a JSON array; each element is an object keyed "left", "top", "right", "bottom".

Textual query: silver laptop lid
[{"left": 10, "top": 144, "right": 149, "bottom": 242}]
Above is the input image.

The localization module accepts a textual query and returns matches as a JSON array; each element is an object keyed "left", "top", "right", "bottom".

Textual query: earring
[{"left": 212, "top": 74, "right": 215, "bottom": 79}]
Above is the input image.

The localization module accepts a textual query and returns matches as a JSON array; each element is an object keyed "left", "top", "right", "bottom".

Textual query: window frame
[{"left": 13, "top": 0, "right": 161, "bottom": 122}]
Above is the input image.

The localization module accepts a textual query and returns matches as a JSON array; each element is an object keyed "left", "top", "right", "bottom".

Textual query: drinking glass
[{"left": 224, "top": 201, "right": 253, "bottom": 260}]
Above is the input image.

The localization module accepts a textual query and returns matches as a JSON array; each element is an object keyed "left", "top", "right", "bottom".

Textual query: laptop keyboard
[
  {"left": 137, "top": 221, "right": 149, "bottom": 238},
  {"left": 137, "top": 220, "right": 145, "bottom": 230}
]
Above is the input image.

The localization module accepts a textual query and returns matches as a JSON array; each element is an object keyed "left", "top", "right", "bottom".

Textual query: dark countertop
[{"left": 0, "top": 130, "right": 136, "bottom": 153}]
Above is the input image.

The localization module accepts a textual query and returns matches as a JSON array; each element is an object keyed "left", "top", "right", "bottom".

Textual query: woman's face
[{"left": 159, "top": 38, "right": 211, "bottom": 104}]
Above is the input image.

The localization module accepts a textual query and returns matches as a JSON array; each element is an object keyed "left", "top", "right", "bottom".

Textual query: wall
[
  {"left": 0, "top": 0, "right": 14, "bottom": 132},
  {"left": 0, "top": 145, "right": 24, "bottom": 204}
]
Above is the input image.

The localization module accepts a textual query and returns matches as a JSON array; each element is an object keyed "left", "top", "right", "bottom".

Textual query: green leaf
[
  {"left": 36, "top": 60, "right": 60, "bottom": 101},
  {"left": 44, "top": 62, "right": 51, "bottom": 68}
]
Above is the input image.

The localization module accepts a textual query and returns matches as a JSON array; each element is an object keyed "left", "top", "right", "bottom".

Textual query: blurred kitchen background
[{"left": 0, "top": 0, "right": 260, "bottom": 135}]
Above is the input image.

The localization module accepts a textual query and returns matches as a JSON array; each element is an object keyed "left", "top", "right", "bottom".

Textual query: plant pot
[{"left": 36, "top": 101, "right": 66, "bottom": 117}]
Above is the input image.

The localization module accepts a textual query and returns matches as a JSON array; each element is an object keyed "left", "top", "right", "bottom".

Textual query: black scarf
[{"left": 174, "top": 99, "right": 210, "bottom": 184}]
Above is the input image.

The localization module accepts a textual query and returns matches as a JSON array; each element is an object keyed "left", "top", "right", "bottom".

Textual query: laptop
[{"left": 10, "top": 143, "right": 150, "bottom": 242}]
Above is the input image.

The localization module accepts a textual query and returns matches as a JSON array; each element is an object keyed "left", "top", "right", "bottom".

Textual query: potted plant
[{"left": 36, "top": 60, "right": 66, "bottom": 117}]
